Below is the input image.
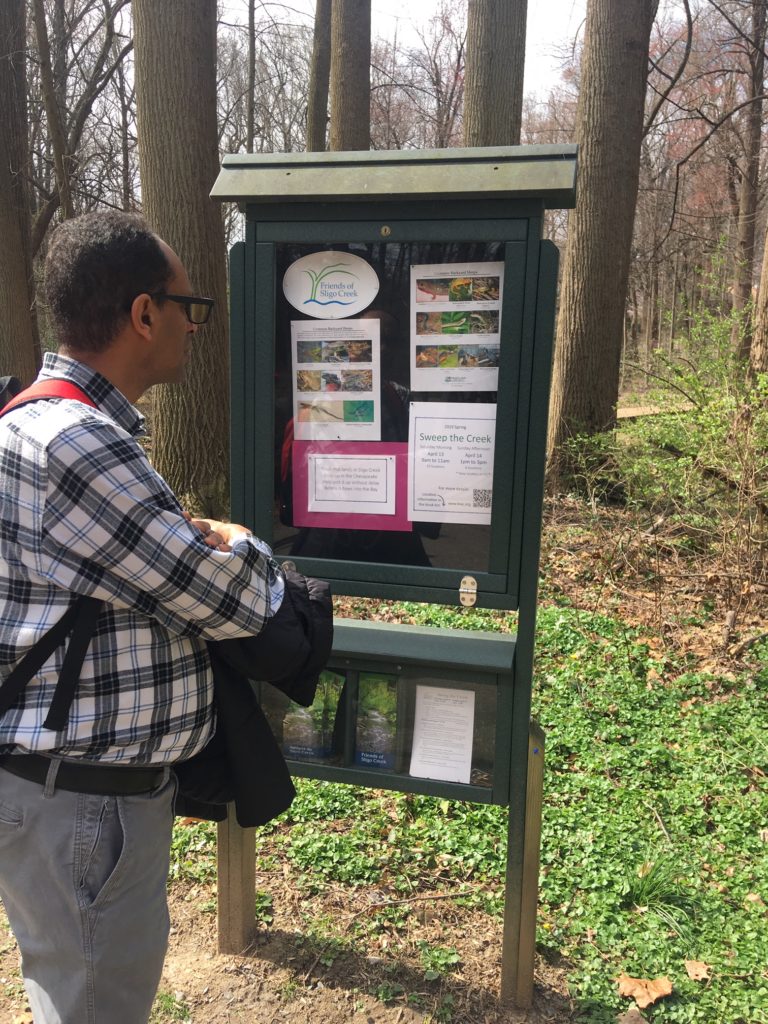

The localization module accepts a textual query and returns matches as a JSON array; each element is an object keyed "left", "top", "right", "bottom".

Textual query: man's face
[{"left": 149, "top": 243, "right": 199, "bottom": 385}]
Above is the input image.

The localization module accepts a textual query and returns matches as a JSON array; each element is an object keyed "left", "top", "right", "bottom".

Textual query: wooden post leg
[
  {"left": 217, "top": 807, "right": 256, "bottom": 954},
  {"left": 500, "top": 723, "right": 545, "bottom": 1007}
]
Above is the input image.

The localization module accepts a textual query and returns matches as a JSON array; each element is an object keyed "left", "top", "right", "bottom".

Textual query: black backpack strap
[
  {"left": 0, "top": 596, "right": 103, "bottom": 731},
  {"left": 43, "top": 596, "right": 103, "bottom": 731}
]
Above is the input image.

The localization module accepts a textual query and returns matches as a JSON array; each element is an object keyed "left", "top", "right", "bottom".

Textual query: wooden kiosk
[{"left": 211, "top": 145, "right": 577, "bottom": 1006}]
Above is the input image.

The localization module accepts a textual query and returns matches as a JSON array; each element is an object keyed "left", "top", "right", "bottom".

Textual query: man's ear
[{"left": 130, "top": 294, "right": 154, "bottom": 338}]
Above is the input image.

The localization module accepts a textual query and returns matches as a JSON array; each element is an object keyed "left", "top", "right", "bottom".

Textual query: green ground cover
[{"left": 169, "top": 603, "right": 767, "bottom": 1023}]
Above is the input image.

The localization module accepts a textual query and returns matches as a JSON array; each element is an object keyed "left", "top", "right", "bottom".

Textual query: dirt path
[{"left": 0, "top": 881, "right": 573, "bottom": 1023}]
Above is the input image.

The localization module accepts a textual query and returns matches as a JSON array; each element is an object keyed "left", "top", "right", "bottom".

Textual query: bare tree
[
  {"left": 464, "top": 0, "right": 527, "bottom": 145},
  {"left": 547, "top": 0, "right": 658, "bottom": 482},
  {"left": 27, "top": 0, "right": 133, "bottom": 255},
  {"left": 370, "top": 1, "right": 466, "bottom": 150},
  {"left": 0, "top": 0, "right": 40, "bottom": 380},
  {"left": 134, "top": 0, "right": 230, "bottom": 516},
  {"left": 329, "top": 0, "right": 371, "bottom": 150}
]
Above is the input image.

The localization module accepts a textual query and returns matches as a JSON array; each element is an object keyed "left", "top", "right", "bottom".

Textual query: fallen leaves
[
  {"left": 617, "top": 973, "right": 673, "bottom": 1008},
  {"left": 685, "top": 960, "right": 711, "bottom": 981}
]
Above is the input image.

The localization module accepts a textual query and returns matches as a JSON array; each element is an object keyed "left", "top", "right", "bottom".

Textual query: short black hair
[{"left": 45, "top": 210, "right": 173, "bottom": 352}]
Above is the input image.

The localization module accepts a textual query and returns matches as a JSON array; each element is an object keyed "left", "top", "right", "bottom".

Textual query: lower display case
[{"left": 257, "top": 617, "right": 517, "bottom": 805}]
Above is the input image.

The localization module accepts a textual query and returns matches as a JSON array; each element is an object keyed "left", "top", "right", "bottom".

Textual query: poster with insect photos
[
  {"left": 291, "top": 318, "right": 381, "bottom": 441},
  {"left": 410, "top": 262, "right": 504, "bottom": 392}
]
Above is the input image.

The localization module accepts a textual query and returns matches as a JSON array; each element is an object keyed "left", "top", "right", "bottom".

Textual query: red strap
[{"left": 0, "top": 380, "right": 98, "bottom": 417}]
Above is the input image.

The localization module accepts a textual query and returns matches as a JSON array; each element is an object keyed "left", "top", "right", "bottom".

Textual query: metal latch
[{"left": 459, "top": 575, "right": 477, "bottom": 607}]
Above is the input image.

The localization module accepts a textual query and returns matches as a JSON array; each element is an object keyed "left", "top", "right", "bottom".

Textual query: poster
[
  {"left": 410, "top": 261, "right": 504, "bottom": 392},
  {"left": 291, "top": 319, "right": 381, "bottom": 441},
  {"left": 409, "top": 686, "right": 475, "bottom": 784},
  {"left": 292, "top": 441, "right": 412, "bottom": 531},
  {"left": 408, "top": 402, "right": 496, "bottom": 525}
]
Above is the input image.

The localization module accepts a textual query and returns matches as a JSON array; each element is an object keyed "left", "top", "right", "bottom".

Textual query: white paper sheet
[
  {"left": 291, "top": 319, "right": 381, "bottom": 441},
  {"left": 408, "top": 401, "right": 496, "bottom": 524},
  {"left": 409, "top": 686, "right": 475, "bottom": 784},
  {"left": 307, "top": 453, "right": 396, "bottom": 515},
  {"left": 410, "top": 261, "right": 504, "bottom": 392}
]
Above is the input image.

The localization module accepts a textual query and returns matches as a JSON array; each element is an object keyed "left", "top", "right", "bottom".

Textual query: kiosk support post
[
  {"left": 500, "top": 723, "right": 545, "bottom": 1006},
  {"left": 217, "top": 813, "right": 256, "bottom": 954}
]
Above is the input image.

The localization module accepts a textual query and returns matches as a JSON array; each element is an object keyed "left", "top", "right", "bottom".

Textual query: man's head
[{"left": 45, "top": 210, "right": 174, "bottom": 353}]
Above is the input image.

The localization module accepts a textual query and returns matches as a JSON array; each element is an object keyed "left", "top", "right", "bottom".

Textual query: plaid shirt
[{"left": 0, "top": 353, "right": 284, "bottom": 764}]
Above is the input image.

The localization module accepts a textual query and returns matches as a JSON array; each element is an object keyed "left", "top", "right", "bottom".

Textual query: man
[{"left": 0, "top": 211, "right": 284, "bottom": 1023}]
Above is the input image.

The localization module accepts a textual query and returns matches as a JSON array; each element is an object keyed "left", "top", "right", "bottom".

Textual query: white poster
[
  {"left": 291, "top": 319, "right": 381, "bottom": 441},
  {"left": 307, "top": 453, "right": 396, "bottom": 515},
  {"left": 408, "top": 402, "right": 496, "bottom": 524},
  {"left": 410, "top": 261, "right": 504, "bottom": 392},
  {"left": 409, "top": 686, "right": 475, "bottom": 784}
]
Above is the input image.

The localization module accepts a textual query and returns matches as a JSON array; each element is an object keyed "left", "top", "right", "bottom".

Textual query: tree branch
[{"left": 644, "top": 0, "right": 694, "bottom": 134}]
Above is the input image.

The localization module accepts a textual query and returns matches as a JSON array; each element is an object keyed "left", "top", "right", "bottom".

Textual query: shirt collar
[{"left": 38, "top": 352, "right": 145, "bottom": 438}]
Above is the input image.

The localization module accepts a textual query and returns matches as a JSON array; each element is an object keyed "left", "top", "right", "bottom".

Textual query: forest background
[{"left": 0, "top": 1, "right": 767, "bottom": 1022}]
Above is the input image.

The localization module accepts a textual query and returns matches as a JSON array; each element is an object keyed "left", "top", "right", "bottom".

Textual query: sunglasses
[{"left": 154, "top": 292, "right": 215, "bottom": 325}]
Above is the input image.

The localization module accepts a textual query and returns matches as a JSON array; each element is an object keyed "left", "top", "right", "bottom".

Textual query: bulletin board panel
[{"left": 229, "top": 207, "right": 556, "bottom": 609}]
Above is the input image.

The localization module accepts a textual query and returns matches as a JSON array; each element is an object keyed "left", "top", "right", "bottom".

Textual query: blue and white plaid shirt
[{"left": 0, "top": 353, "right": 284, "bottom": 764}]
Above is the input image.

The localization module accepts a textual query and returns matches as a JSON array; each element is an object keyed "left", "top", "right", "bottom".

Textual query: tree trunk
[
  {"left": 547, "top": 0, "right": 656, "bottom": 485},
  {"left": 134, "top": 0, "right": 230, "bottom": 517},
  {"left": 307, "top": 0, "right": 332, "bottom": 151},
  {"left": 750, "top": 221, "right": 768, "bottom": 376},
  {"left": 464, "top": 0, "right": 527, "bottom": 146},
  {"left": 730, "top": 0, "right": 765, "bottom": 361},
  {"left": 0, "top": 0, "right": 40, "bottom": 382},
  {"left": 329, "top": 0, "right": 371, "bottom": 150}
]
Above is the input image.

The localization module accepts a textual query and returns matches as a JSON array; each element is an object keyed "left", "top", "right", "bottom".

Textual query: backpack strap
[
  {"left": 0, "top": 379, "right": 98, "bottom": 417},
  {"left": 0, "top": 379, "right": 103, "bottom": 731}
]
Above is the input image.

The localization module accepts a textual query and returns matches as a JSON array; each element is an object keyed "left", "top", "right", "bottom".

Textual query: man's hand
[{"left": 182, "top": 512, "right": 253, "bottom": 553}]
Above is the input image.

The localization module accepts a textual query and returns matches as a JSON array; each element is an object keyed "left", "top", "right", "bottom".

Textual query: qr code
[{"left": 473, "top": 488, "right": 492, "bottom": 509}]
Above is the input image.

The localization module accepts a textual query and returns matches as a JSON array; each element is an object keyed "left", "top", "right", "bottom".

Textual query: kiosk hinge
[{"left": 459, "top": 576, "right": 477, "bottom": 607}]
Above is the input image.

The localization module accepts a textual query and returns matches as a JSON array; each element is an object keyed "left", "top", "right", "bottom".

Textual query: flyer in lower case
[
  {"left": 410, "top": 261, "right": 504, "bottom": 392},
  {"left": 408, "top": 401, "right": 496, "bottom": 525},
  {"left": 291, "top": 318, "right": 381, "bottom": 441},
  {"left": 409, "top": 686, "right": 476, "bottom": 785}
]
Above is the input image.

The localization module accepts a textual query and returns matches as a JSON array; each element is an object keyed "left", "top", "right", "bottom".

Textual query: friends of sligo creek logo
[
  {"left": 305, "top": 261, "right": 358, "bottom": 308},
  {"left": 283, "top": 251, "right": 380, "bottom": 319}
]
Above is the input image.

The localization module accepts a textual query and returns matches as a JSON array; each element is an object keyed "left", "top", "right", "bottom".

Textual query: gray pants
[{"left": 0, "top": 764, "right": 176, "bottom": 1024}]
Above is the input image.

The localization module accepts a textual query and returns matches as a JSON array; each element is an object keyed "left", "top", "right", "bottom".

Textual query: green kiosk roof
[{"left": 210, "top": 144, "right": 578, "bottom": 209}]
